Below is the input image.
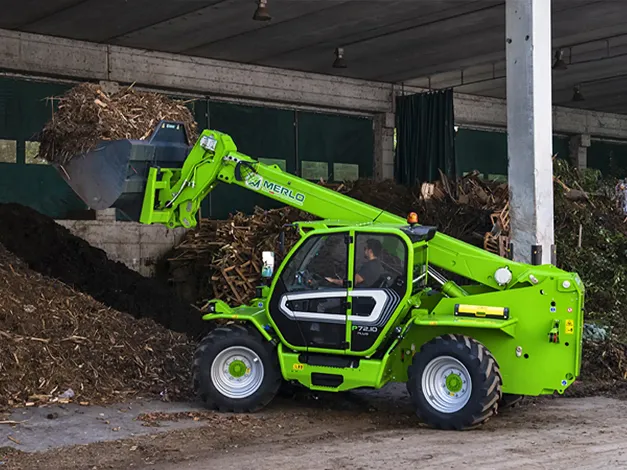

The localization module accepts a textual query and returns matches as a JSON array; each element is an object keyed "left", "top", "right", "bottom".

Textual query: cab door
[
  {"left": 348, "top": 231, "right": 410, "bottom": 353},
  {"left": 268, "top": 231, "right": 350, "bottom": 351}
]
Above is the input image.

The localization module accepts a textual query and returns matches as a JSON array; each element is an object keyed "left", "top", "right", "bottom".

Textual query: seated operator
[{"left": 325, "top": 239, "right": 384, "bottom": 288}]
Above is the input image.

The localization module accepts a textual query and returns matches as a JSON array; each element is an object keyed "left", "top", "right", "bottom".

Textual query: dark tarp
[{"left": 394, "top": 89, "right": 456, "bottom": 185}]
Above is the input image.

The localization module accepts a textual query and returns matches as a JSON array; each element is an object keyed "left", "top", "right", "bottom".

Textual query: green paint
[
  {"left": 446, "top": 374, "right": 463, "bottom": 393},
  {"left": 229, "top": 360, "right": 247, "bottom": 378}
]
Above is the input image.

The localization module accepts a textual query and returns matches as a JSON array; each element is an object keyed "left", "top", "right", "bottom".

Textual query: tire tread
[
  {"left": 407, "top": 334, "right": 503, "bottom": 430},
  {"left": 192, "top": 323, "right": 281, "bottom": 413}
]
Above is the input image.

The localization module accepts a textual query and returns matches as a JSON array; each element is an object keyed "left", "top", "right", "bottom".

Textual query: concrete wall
[
  {"left": 2, "top": 28, "right": 627, "bottom": 140},
  {"left": 56, "top": 211, "right": 186, "bottom": 277},
  {"left": 3, "top": 28, "right": 627, "bottom": 185}
]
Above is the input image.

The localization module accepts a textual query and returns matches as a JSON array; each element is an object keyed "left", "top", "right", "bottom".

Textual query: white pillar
[{"left": 506, "top": 0, "right": 555, "bottom": 265}]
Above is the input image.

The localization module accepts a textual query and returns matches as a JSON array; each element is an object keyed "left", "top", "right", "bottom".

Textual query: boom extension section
[{"left": 140, "top": 129, "right": 573, "bottom": 292}]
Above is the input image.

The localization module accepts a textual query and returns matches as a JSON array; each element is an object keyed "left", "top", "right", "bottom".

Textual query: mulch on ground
[{"left": 0, "top": 242, "right": 195, "bottom": 410}]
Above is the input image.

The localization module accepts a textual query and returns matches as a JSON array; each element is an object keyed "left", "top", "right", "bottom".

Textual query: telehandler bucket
[{"left": 56, "top": 121, "right": 191, "bottom": 221}]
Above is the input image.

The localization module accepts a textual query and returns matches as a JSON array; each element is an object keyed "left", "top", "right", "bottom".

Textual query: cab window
[{"left": 279, "top": 233, "right": 348, "bottom": 292}]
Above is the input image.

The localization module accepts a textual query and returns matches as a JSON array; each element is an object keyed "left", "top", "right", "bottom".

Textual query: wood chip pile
[
  {"left": 37, "top": 82, "right": 199, "bottom": 165},
  {"left": 0, "top": 243, "right": 195, "bottom": 410}
]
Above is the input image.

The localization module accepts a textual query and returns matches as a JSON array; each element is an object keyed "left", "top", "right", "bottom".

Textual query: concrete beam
[
  {"left": 403, "top": 88, "right": 627, "bottom": 141},
  {"left": 0, "top": 29, "right": 391, "bottom": 114},
  {"left": 3, "top": 26, "right": 627, "bottom": 171},
  {"left": 0, "top": 30, "right": 107, "bottom": 80},
  {"left": 506, "top": 0, "right": 554, "bottom": 265},
  {"left": 455, "top": 93, "right": 627, "bottom": 140},
  {"left": 3, "top": 28, "right": 627, "bottom": 140}
]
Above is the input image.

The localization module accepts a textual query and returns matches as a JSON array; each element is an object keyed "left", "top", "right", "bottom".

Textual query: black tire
[
  {"left": 407, "top": 334, "right": 502, "bottom": 430},
  {"left": 192, "top": 324, "right": 281, "bottom": 413}
]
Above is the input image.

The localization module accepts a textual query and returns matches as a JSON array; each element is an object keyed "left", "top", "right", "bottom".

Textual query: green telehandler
[{"left": 58, "top": 121, "right": 584, "bottom": 430}]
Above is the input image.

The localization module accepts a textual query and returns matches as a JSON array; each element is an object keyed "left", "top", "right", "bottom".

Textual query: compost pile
[
  {"left": 36, "top": 82, "right": 198, "bottom": 165},
  {"left": 0, "top": 242, "right": 195, "bottom": 409},
  {"left": 165, "top": 206, "right": 315, "bottom": 306},
  {"left": 0, "top": 203, "right": 204, "bottom": 336}
]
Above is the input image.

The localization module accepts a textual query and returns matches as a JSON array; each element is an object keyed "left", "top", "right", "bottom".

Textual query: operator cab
[{"left": 267, "top": 224, "right": 431, "bottom": 354}]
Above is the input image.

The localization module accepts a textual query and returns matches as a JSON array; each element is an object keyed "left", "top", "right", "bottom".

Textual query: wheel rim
[
  {"left": 421, "top": 356, "right": 472, "bottom": 413},
  {"left": 211, "top": 346, "right": 264, "bottom": 399}
]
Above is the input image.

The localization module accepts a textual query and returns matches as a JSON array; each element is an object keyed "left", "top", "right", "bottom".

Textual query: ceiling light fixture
[
  {"left": 253, "top": 0, "right": 271, "bottom": 21},
  {"left": 333, "top": 47, "right": 347, "bottom": 68},
  {"left": 572, "top": 85, "right": 585, "bottom": 102},
  {"left": 553, "top": 49, "right": 568, "bottom": 70}
]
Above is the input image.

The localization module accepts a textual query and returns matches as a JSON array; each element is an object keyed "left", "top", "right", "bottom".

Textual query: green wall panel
[
  {"left": 587, "top": 140, "right": 627, "bottom": 177},
  {"left": 455, "top": 129, "right": 508, "bottom": 178},
  {"left": 0, "top": 163, "right": 85, "bottom": 217},
  {"left": 297, "top": 111, "right": 374, "bottom": 181},
  {"left": 204, "top": 101, "right": 297, "bottom": 219},
  {"left": 455, "top": 128, "right": 573, "bottom": 180},
  {"left": 0, "top": 77, "right": 85, "bottom": 217}
]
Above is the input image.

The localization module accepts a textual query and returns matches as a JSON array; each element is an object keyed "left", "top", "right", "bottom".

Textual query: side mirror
[{"left": 261, "top": 251, "right": 275, "bottom": 278}]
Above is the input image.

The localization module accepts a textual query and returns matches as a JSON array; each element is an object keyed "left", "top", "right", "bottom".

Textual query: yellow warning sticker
[
  {"left": 565, "top": 319, "right": 574, "bottom": 335},
  {"left": 293, "top": 363, "right": 304, "bottom": 371}
]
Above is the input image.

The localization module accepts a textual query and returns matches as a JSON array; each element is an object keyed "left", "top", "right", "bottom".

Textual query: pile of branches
[
  {"left": 0, "top": 243, "right": 194, "bottom": 409},
  {"left": 552, "top": 158, "right": 627, "bottom": 341},
  {"left": 37, "top": 82, "right": 198, "bottom": 165},
  {"left": 166, "top": 206, "right": 315, "bottom": 306},
  {"left": 338, "top": 171, "right": 509, "bottom": 249}
]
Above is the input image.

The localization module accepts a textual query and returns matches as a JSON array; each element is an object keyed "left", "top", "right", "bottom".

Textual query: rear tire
[
  {"left": 407, "top": 334, "right": 502, "bottom": 430},
  {"left": 192, "top": 324, "right": 281, "bottom": 412}
]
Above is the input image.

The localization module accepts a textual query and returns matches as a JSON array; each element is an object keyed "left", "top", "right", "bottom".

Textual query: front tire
[
  {"left": 407, "top": 334, "right": 502, "bottom": 430},
  {"left": 192, "top": 324, "right": 281, "bottom": 412}
]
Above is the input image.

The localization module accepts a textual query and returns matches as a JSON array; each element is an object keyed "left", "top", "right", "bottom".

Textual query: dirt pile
[
  {"left": 0, "top": 242, "right": 195, "bottom": 409},
  {"left": 0, "top": 203, "right": 205, "bottom": 337},
  {"left": 37, "top": 82, "right": 198, "bottom": 165}
]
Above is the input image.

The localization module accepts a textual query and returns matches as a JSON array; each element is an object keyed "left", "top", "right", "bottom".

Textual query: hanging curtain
[{"left": 394, "top": 88, "right": 456, "bottom": 185}]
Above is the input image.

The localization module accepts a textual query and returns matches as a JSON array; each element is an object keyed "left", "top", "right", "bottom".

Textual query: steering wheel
[{"left": 296, "top": 270, "right": 321, "bottom": 289}]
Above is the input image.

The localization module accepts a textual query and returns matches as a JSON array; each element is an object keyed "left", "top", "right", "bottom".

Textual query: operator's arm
[{"left": 325, "top": 274, "right": 364, "bottom": 286}]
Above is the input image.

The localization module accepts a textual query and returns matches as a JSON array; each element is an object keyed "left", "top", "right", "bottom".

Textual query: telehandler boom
[{"left": 59, "top": 121, "right": 584, "bottom": 430}]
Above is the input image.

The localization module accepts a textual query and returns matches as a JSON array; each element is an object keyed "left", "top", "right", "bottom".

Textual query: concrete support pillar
[
  {"left": 569, "top": 134, "right": 590, "bottom": 169},
  {"left": 506, "top": 0, "right": 555, "bottom": 265},
  {"left": 373, "top": 112, "right": 396, "bottom": 181}
]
